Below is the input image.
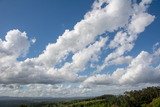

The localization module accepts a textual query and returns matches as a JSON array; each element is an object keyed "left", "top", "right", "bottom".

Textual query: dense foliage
[{"left": 20, "top": 86, "right": 160, "bottom": 107}]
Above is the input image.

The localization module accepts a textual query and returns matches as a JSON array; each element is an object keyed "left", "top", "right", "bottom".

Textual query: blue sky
[{"left": 0, "top": 0, "right": 160, "bottom": 97}]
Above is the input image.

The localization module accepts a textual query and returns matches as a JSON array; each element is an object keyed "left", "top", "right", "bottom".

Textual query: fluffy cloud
[
  {"left": 0, "top": 29, "right": 30, "bottom": 58},
  {"left": 37, "top": 0, "right": 132, "bottom": 67},
  {"left": 128, "top": 13, "right": 155, "bottom": 34},
  {"left": 82, "top": 48, "right": 160, "bottom": 87},
  {"left": 53, "top": 37, "right": 108, "bottom": 81},
  {"left": 0, "top": 34, "right": 107, "bottom": 84},
  {"left": 119, "top": 51, "right": 160, "bottom": 84},
  {"left": 97, "top": 0, "right": 155, "bottom": 72}
]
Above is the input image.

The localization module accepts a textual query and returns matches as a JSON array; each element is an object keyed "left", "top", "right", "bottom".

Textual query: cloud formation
[
  {"left": 0, "top": 29, "right": 30, "bottom": 58},
  {"left": 0, "top": 0, "right": 159, "bottom": 97},
  {"left": 83, "top": 48, "right": 160, "bottom": 87}
]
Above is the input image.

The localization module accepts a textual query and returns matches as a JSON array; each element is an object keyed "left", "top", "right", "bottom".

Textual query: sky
[{"left": 0, "top": 0, "right": 160, "bottom": 97}]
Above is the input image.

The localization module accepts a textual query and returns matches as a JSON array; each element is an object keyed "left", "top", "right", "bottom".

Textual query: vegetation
[
  {"left": 19, "top": 86, "right": 160, "bottom": 107},
  {"left": 142, "top": 97, "right": 160, "bottom": 107}
]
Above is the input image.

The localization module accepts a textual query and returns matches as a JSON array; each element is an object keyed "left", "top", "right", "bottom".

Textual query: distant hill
[{"left": 0, "top": 97, "right": 87, "bottom": 107}]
